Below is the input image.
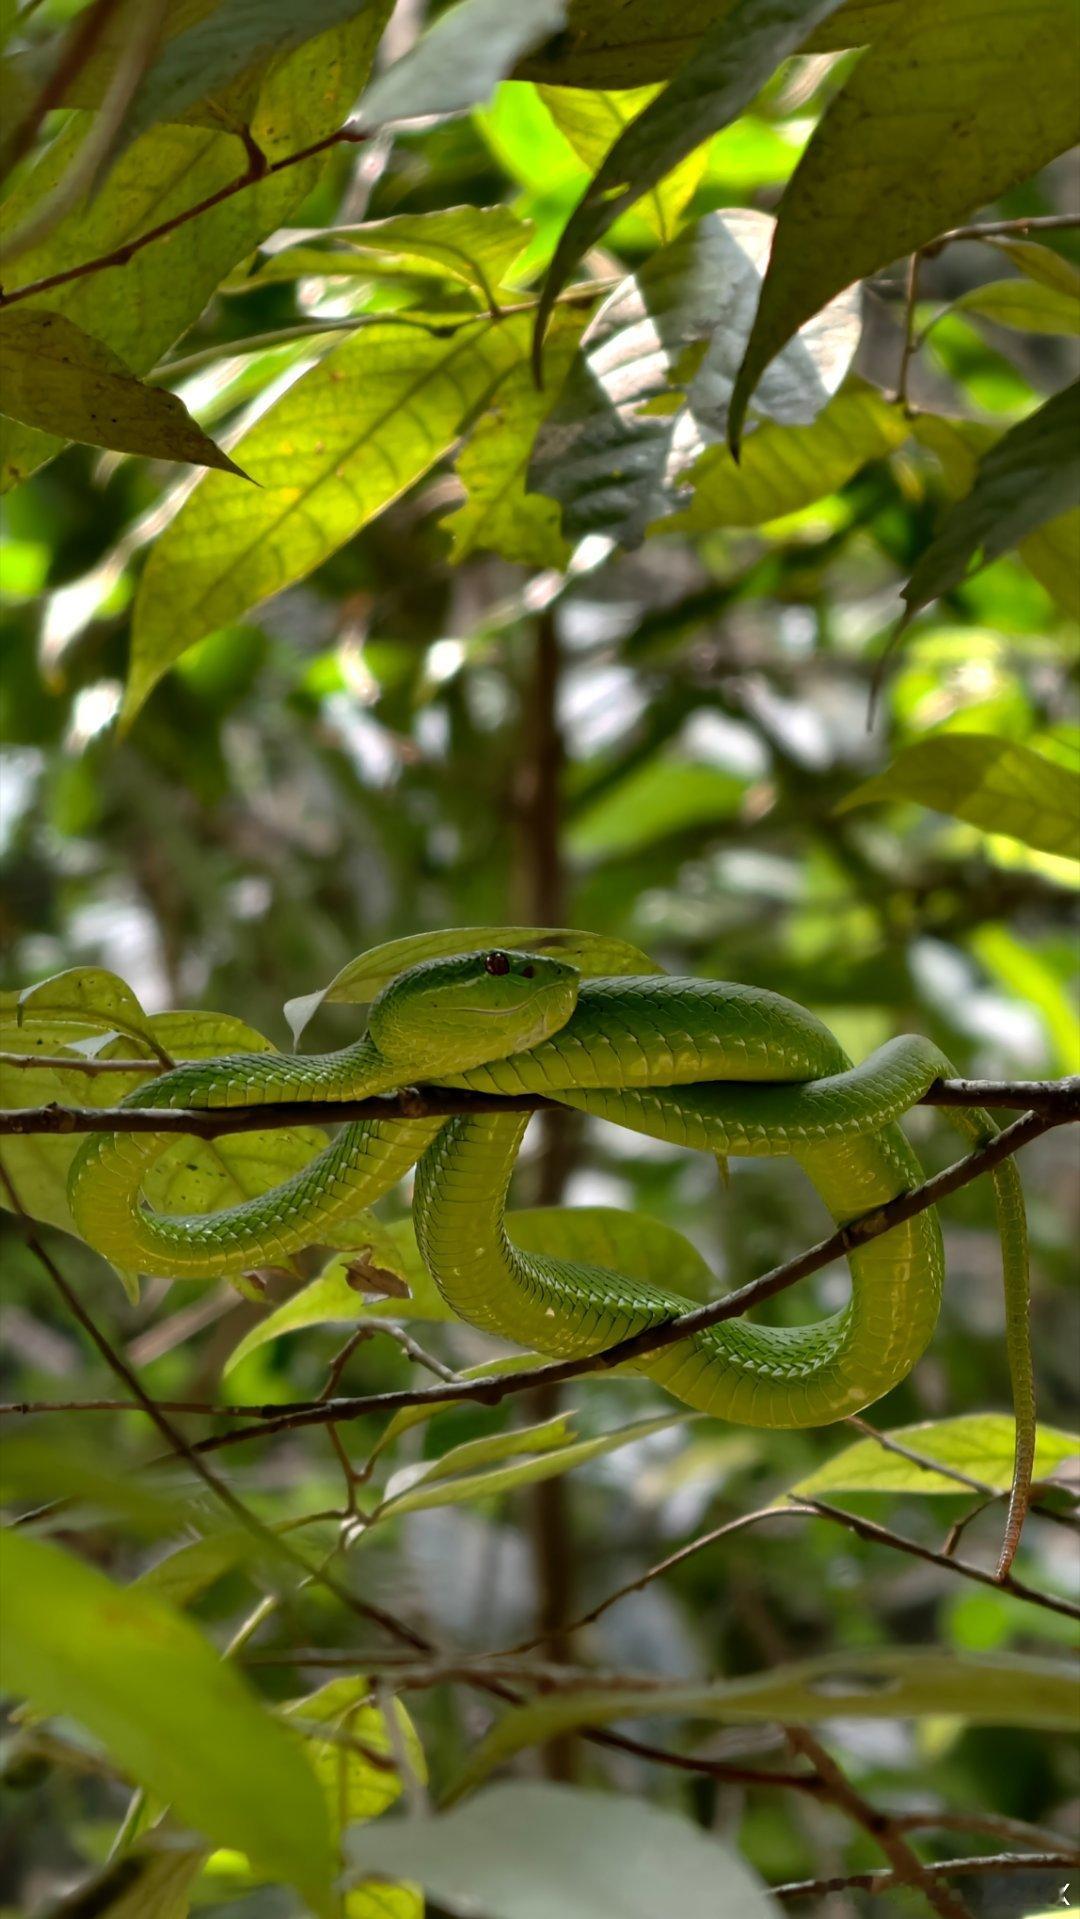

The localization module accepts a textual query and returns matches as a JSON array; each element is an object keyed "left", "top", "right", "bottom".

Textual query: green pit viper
[{"left": 68, "top": 932, "right": 1032, "bottom": 1568}]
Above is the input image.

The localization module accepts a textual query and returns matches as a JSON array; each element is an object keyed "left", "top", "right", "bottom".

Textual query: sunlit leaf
[
  {"left": 357, "top": 0, "right": 566, "bottom": 126},
  {"left": 791, "top": 1415, "right": 1079, "bottom": 1497},
  {"left": 569, "top": 758, "right": 747, "bottom": 857},
  {"left": 660, "top": 378, "right": 907, "bottom": 534},
  {"left": 537, "top": 84, "right": 707, "bottom": 242},
  {"left": 349, "top": 1782, "right": 776, "bottom": 1919},
  {"left": 0, "top": 1532, "right": 335, "bottom": 1912},
  {"left": 983, "top": 237, "right": 1080, "bottom": 301},
  {"left": 450, "top": 1651, "right": 1080, "bottom": 1796},
  {"left": 535, "top": 0, "right": 846, "bottom": 331},
  {"left": 284, "top": 926, "right": 662, "bottom": 1042},
  {"left": 902, "top": 383, "right": 1080, "bottom": 623},
  {"left": 327, "top": 205, "right": 533, "bottom": 303},
  {"left": 445, "top": 307, "right": 589, "bottom": 567},
  {"left": 530, "top": 210, "right": 860, "bottom": 548},
  {"left": 730, "top": 0, "right": 1080, "bottom": 449},
  {"left": 0, "top": 11, "right": 387, "bottom": 490},
  {"left": 126, "top": 315, "right": 531, "bottom": 722},
  {"left": 838, "top": 734, "right": 1080, "bottom": 861}
]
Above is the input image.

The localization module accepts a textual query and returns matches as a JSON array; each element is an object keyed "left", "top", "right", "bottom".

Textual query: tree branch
[
  {"left": 1, "top": 1074, "right": 1077, "bottom": 1132},
  {"left": 0, "top": 123, "right": 370, "bottom": 309},
  {"left": 773, "top": 1852, "right": 1078, "bottom": 1901}
]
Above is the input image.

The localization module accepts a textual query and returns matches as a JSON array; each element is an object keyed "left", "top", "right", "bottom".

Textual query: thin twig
[
  {"left": 0, "top": 0, "right": 125, "bottom": 187},
  {"left": 773, "top": 1852, "right": 1078, "bottom": 1900},
  {"left": 3, "top": 1075, "right": 1076, "bottom": 1132},
  {"left": 896, "top": 249, "right": 923, "bottom": 410},
  {"left": 923, "top": 212, "right": 1080, "bottom": 254},
  {"left": 0, "top": 124, "right": 370, "bottom": 310}
]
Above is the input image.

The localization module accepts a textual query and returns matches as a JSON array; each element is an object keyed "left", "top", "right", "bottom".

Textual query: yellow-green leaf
[
  {"left": 730, "top": 0, "right": 1080, "bottom": 448},
  {"left": 837, "top": 733, "right": 1080, "bottom": 861},
  {"left": 660, "top": 379, "right": 908, "bottom": 533},
  {"left": 0, "top": 309, "right": 243, "bottom": 472},
  {"left": 0, "top": 1532, "right": 335, "bottom": 1913},
  {"left": 375, "top": 1411, "right": 685, "bottom": 1519},
  {"left": 952, "top": 278, "right": 1080, "bottom": 337},
  {"left": 126, "top": 315, "right": 529, "bottom": 722},
  {"left": 538, "top": 84, "right": 706, "bottom": 242},
  {"left": 791, "top": 1415, "right": 1079, "bottom": 1497}
]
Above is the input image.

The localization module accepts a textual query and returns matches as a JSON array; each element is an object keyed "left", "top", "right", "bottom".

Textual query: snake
[{"left": 67, "top": 937, "right": 1032, "bottom": 1566}]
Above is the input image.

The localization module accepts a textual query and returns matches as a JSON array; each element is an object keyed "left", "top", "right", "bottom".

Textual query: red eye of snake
[{"left": 484, "top": 951, "right": 511, "bottom": 976}]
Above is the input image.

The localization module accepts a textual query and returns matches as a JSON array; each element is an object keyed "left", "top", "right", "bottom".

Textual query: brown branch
[
  {"left": 2, "top": 1075, "right": 1076, "bottom": 1133},
  {"left": 923, "top": 212, "right": 1080, "bottom": 254},
  {"left": 0, "top": 0, "right": 126, "bottom": 186},
  {"left": 773, "top": 1852, "right": 1078, "bottom": 1901},
  {"left": 799, "top": 1498, "right": 1080, "bottom": 1622},
  {"left": 0, "top": 124, "right": 370, "bottom": 309},
  {"left": 141, "top": 1105, "right": 1061, "bottom": 1457}
]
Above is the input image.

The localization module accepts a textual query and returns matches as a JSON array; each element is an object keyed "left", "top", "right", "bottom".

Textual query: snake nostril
[{"left": 521, "top": 964, "right": 535, "bottom": 978}]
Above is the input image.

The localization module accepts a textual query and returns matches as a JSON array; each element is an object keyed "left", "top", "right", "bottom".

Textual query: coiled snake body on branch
[{"left": 68, "top": 935, "right": 1032, "bottom": 1562}]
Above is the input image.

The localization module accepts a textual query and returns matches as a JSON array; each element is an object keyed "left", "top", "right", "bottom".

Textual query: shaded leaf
[
  {"left": 284, "top": 925, "right": 662, "bottom": 1042},
  {"left": 511, "top": 1205, "right": 714, "bottom": 1302},
  {"left": 126, "top": 315, "right": 529, "bottom": 722},
  {"left": 0, "top": 309, "right": 244, "bottom": 472},
  {"left": 349, "top": 1782, "right": 776, "bottom": 1919},
  {"left": 451, "top": 1651, "right": 1080, "bottom": 1796},
  {"left": 661, "top": 378, "right": 908, "bottom": 533},
  {"left": 530, "top": 210, "right": 860, "bottom": 548},
  {"left": 730, "top": 0, "right": 1080, "bottom": 449},
  {"left": 375, "top": 1411, "right": 685, "bottom": 1518},
  {"left": 357, "top": 0, "right": 567, "bottom": 126},
  {"left": 837, "top": 733, "right": 1080, "bottom": 861},
  {"left": 44, "top": 1850, "right": 204, "bottom": 1919},
  {"left": 0, "top": 10, "right": 387, "bottom": 490},
  {"left": 952, "top": 278, "right": 1080, "bottom": 337},
  {"left": 902, "top": 382, "right": 1080, "bottom": 622},
  {"left": 0, "top": 1532, "right": 335, "bottom": 1912},
  {"left": 514, "top": 0, "right": 898, "bottom": 87},
  {"left": 984, "top": 237, "right": 1080, "bottom": 300},
  {"left": 380, "top": 1412, "right": 580, "bottom": 1504},
  {"left": 792, "top": 1415, "right": 1080, "bottom": 1497},
  {"left": 536, "top": 0, "right": 844, "bottom": 334},
  {"left": 569, "top": 758, "right": 747, "bottom": 856},
  {"left": 445, "top": 307, "right": 588, "bottom": 566}
]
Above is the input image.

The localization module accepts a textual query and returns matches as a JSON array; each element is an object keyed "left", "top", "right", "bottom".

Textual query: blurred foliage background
[{"left": 0, "top": 1, "right": 1078, "bottom": 1915}]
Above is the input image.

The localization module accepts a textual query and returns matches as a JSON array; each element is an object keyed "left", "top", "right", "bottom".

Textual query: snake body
[{"left": 68, "top": 945, "right": 1031, "bottom": 1513}]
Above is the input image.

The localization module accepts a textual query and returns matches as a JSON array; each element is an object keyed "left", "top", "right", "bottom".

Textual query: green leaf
[
  {"left": 349, "top": 1782, "right": 776, "bottom": 1919},
  {"left": 0, "top": 309, "right": 244, "bottom": 472},
  {"left": 984, "top": 237, "right": 1080, "bottom": 301},
  {"left": 0, "top": 9, "right": 387, "bottom": 490},
  {"left": 951, "top": 278, "right": 1080, "bottom": 337},
  {"left": 535, "top": 0, "right": 844, "bottom": 332},
  {"left": 791, "top": 1415, "right": 1080, "bottom": 1497},
  {"left": 902, "top": 383, "right": 1080, "bottom": 623},
  {"left": 380, "top": 1412, "right": 582, "bottom": 1505},
  {"left": 0, "top": 1532, "right": 335, "bottom": 1912},
  {"left": 331, "top": 206, "right": 533, "bottom": 303},
  {"left": 451, "top": 1651, "right": 1080, "bottom": 1796},
  {"left": 283, "top": 925, "right": 662, "bottom": 1042},
  {"left": 514, "top": 0, "right": 898, "bottom": 87},
  {"left": 357, "top": 0, "right": 567, "bottom": 126},
  {"left": 0, "top": 1435, "right": 191, "bottom": 1534},
  {"left": 569, "top": 758, "right": 746, "bottom": 857},
  {"left": 730, "top": 0, "right": 1080, "bottom": 450},
  {"left": 287, "top": 1673, "right": 426, "bottom": 1820},
  {"left": 660, "top": 378, "right": 908, "bottom": 533},
  {"left": 113, "top": 0, "right": 382, "bottom": 155},
  {"left": 224, "top": 1215, "right": 453, "bottom": 1375},
  {"left": 530, "top": 209, "right": 861, "bottom": 548},
  {"left": 837, "top": 733, "right": 1080, "bottom": 861},
  {"left": 374, "top": 1411, "right": 685, "bottom": 1518},
  {"left": 537, "top": 84, "right": 706, "bottom": 242},
  {"left": 125, "top": 315, "right": 528, "bottom": 722},
  {"left": 445, "top": 307, "right": 588, "bottom": 566}
]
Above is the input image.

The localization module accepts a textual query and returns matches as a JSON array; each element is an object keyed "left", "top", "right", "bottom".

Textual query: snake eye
[{"left": 484, "top": 951, "right": 511, "bottom": 976}]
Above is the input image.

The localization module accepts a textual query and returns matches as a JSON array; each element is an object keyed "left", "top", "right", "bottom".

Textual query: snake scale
[{"left": 68, "top": 935, "right": 1032, "bottom": 1567}]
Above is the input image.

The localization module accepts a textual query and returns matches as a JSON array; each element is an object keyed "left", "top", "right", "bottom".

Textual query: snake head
[{"left": 370, "top": 948, "right": 578, "bottom": 1074}]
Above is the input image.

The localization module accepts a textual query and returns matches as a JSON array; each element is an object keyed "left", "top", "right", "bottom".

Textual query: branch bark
[{"left": 1, "top": 1074, "right": 1077, "bottom": 1133}]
